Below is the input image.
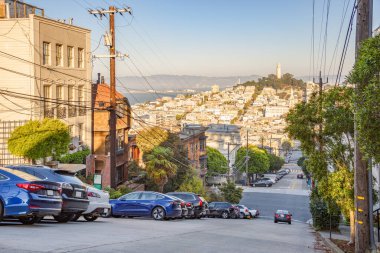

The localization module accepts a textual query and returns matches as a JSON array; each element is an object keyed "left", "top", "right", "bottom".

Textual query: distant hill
[{"left": 118, "top": 74, "right": 261, "bottom": 91}]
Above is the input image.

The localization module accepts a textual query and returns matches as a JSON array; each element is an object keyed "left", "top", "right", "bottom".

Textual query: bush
[
  {"left": 220, "top": 181, "right": 243, "bottom": 204},
  {"left": 310, "top": 187, "right": 340, "bottom": 230},
  {"left": 178, "top": 172, "right": 205, "bottom": 196},
  {"left": 104, "top": 185, "right": 132, "bottom": 199},
  {"left": 59, "top": 149, "right": 90, "bottom": 164},
  {"left": 205, "top": 192, "right": 224, "bottom": 202}
]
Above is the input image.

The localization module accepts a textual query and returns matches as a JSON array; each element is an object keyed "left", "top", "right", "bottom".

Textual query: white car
[
  {"left": 236, "top": 205, "right": 251, "bottom": 218},
  {"left": 72, "top": 184, "right": 111, "bottom": 222},
  {"left": 249, "top": 209, "right": 260, "bottom": 218},
  {"left": 260, "top": 177, "right": 276, "bottom": 184}
]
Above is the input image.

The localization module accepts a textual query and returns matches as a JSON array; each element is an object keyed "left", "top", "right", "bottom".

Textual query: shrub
[
  {"left": 104, "top": 185, "right": 132, "bottom": 199},
  {"left": 59, "top": 149, "right": 90, "bottom": 164},
  {"left": 205, "top": 192, "right": 224, "bottom": 202},
  {"left": 220, "top": 181, "right": 243, "bottom": 204},
  {"left": 310, "top": 187, "right": 340, "bottom": 230}
]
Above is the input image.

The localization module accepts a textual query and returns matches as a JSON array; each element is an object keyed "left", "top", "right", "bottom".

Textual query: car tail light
[
  {"left": 88, "top": 192, "right": 101, "bottom": 198},
  {"left": 186, "top": 202, "right": 192, "bottom": 207},
  {"left": 286, "top": 215, "right": 290, "bottom": 219},
  {"left": 199, "top": 200, "right": 203, "bottom": 207},
  {"left": 275, "top": 214, "right": 279, "bottom": 218},
  {"left": 17, "top": 183, "right": 45, "bottom": 192},
  {"left": 58, "top": 187, "right": 62, "bottom": 194},
  {"left": 180, "top": 202, "right": 185, "bottom": 208},
  {"left": 245, "top": 208, "right": 248, "bottom": 212}
]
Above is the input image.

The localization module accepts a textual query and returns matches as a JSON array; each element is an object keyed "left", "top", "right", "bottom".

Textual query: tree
[
  {"left": 8, "top": 118, "right": 70, "bottom": 164},
  {"left": 281, "top": 140, "right": 292, "bottom": 156},
  {"left": 144, "top": 146, "right": 177, "bottom": 193},
  {"left": 348, "top": 34, "right": 380, "bottom": 163},
  {"left": 178, "top": 170, "right": 205, "bottom": 196},
  {"left": 286, "top": 87, "right": 355, "bottom": 243},
  {"left": 58, "top": 148, "right": 90, "bottom": 164},
  {"left": 268, "top": 153, "right": 285, "bottom": 172},
  {"left": 220, "top": 181, "right": 243, "bottom": 204},
  {"left": 136, "top": 127, "right": 169, "bottom": 153},
  {"left": 236, "top": 145, "right": 270, "bottom": 176},
  {"left": 206, "top": 146, "right": 228, "bottom": 175}
]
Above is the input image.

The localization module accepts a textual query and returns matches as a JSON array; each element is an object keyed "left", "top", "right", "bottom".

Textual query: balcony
[
  {"left": 68, "top": 106, "right": 77, "bottom": 118},
  {"left": 79, "top": 108, "right": 86, "bottom": 116},
  {"left": 0, "top": 1, "right": 44, "bottom": 19},
  {"left": 57, "top": 106, "right": 67, "bottom": 119},
  {"left": 44, "top": 107, "right": 55, "bottom": 118}
]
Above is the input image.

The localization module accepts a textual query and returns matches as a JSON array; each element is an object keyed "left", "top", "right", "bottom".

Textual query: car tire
[
  {"left": 240, "top": 212, "right": 245, "bottom": 219},
  {"left": 221, "top": 211, "right": 229, "bottom": 219},
  {"left": 53, "top": 213, "right": 75, "bottom": 223},
  {"left": 274, "top": 219, "right": 278, "bottom": 223},
  {"left": 112, "top": 215, "right": 122, "bottom": 218},
  {"left": 0, "top": 200, "right": 3, "bottom": 222},
  {"left": 152, "top": 206, "right": 166, "bottom": 221},
  {"left": 288, "top": 221, "right": 291, "bottom": 225},
  {"left": 71, "top": 213, "right": 82, "bottom": 222},
  {"left": 127, "top": 216, "right": 134, "bottom": 219},
  {"left": 83, "top": 214, "right": 98, "bottom": 222},
  {"left": 19, "top": 216, "right": 38, "bottom": 225}
]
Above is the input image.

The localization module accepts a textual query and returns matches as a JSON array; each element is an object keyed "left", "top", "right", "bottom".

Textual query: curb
[{"left": 317, "top": 232, "right": 344, "bottom": 253}]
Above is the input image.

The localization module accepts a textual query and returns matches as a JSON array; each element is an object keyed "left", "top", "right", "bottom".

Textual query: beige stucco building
[{"left": 0, "top": 1, "right": 91, "bottom": 165}]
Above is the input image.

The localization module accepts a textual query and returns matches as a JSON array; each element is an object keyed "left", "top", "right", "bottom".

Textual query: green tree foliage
[
  {"left": 220, "top": 181, "right": 243, "bottom": 204},
  {"left": 297, "top": 157, "right": 308, "bottom": 175},
  {"left": 348, "top": 35, "right": 380, "bottom": 163},
  {"left": 268, "top": 153, "right": 285, "bottom": 172},
  {"left": 58, "top": 149, "right": 90, "bottom": 164},
  {"left": 145, "top": 146, "right": 177, "bottom": 192},
  {"left": 236, "top": 145, "right": 270, "bottom": 174},
  {"left": 281, "top": 140, "right": 292, "bottom": 156},
  {"left": 238, "top": 73, "right": 305, "bottom": 90},
  {"left": 8, "top": 118, "right": 70, "bottom": 163},
  {"left": 104, "top": 185, "right": 132, "bottom": 199},
  {"left": 206, "top": 146, "right": 228, "bottom": 175},
  {"left": 178, "top": 170, "right": 205, "bottom": 196},
  {"left": 285, "top": 87, "right": 355, "bottom": 222},
  {"left": 136, "top": 127, "right": 169, "bottom": 153}
]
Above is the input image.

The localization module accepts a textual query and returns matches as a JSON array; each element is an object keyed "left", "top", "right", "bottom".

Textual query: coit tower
[{"left": 276, "top": 63, "right": 281, "bottom": 79}]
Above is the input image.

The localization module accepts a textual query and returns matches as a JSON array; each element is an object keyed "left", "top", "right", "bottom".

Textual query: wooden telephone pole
[
  {"left": 89, "top": 6, "right": 132, "bottom": 188},
  {"left": 354, "top": 0, "right": 373, "bottom": 252}
]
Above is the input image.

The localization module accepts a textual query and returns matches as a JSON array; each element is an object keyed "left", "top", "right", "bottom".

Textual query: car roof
[
  {"left": 276, "top": 210, "right": 289, "bottom": 213},
  {"left": 0, "top": 167, "right": 40, "bottom": 181}
]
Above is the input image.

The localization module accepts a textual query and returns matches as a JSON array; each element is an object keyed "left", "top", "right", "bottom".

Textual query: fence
[{"left": 0, "top": 120, "right": 28, "bottom": 166}]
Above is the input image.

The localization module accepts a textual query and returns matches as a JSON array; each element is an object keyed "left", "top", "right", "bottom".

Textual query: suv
[
  {"left": 166, "top": 192, "right": 208, "bottom": 218},
  {"left": 7, "top": 166, "right": 89, "bottom": 223},
  {"left": 208, "top": 202, "right": 238, "bottom": 219}
]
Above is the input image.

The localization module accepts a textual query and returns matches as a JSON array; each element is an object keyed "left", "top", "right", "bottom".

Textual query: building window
[
  {"left": 78, "top": 85, "right": 86, "bottom": 116},
  {"left": 67, "top": 46, "right": 74, "bottom": 68},
  {"left": 78, "top": 123, "right": 84, "bottom": 141},
  {"left": 56, "top": 44, "right": 63, "bottom": 66},
  {"left": 78, "top": 48, "right": 84, "bottom": 68},
  {"left": 56, "top": 85, "right": 63, "bottom": 100},
  {"left": 117, "top": 129, "right": 124, "bottom": 151},
  {"left": 43, "top": 85, "right": 53, "bottom": 118},
  {"left": 200, "top": 139, "right": 205, "bottom": 151},
  {"left": 68, "top": 125, "right": 74, "bottom": 136},
  {"left": 56, "top": 85, "right": 66, "bottom": 118},
  {"left": 43, "top": 42, "right": 51, "bottom": 65},
  {"left": 68, "top": 85, "right": 76, "bottom": 117}
]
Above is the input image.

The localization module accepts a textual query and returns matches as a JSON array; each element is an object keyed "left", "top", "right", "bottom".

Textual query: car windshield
[
  {"left": 276, "top": 210, "right": 289, "bottom": 214},
  {"left": 54, "top": 171, "right": 83, "bottom": 185},
  {"left": 169, "top": 193, "right": 195, "bottom": 201}
]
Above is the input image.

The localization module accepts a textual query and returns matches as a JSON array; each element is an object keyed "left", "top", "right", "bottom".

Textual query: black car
[
  {"left": 208, "top": 202, "right": 238, "bottom": 219},
  {"left": 168, "top": 195, "right": 190, "bottom": 218},
  {"left": 7, "top": 166, "right": 89, "bottom": 223},
  {"left": 166, "top": 192, "right": 208, "bottom": 218},
  {"left": 297, "top": 173, "right": 304, "bottom": 179},
  {"left": 253, "top": 179, "right": 273, "bottom": 187},
  {"left": 274, "top": 209, "right": 292, "bottom": 224}
]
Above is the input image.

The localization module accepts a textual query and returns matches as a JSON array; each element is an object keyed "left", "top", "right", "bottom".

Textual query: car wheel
[
  {"left": 288, "top": 221, "right": 291, "bottom": 225},
  {"left": 19, "top": 216, "right": 38, "bottom": 225},
  {"left": 221, "top": 211, "right": 229, "bottom": 219},
  {"left": 53, "top": 213, "right": 75, "bottom": 223},
  {"left": 240, "top": 212, "right": 245, "bottom": 219},
  {"left": 83, "top": 214, "right": 98, "bottom": 222},
  {"left": 71, "top": 213, "right": 82, "bottom": 222},
  {"left": 152, "top": 207, "right": 165, "bottom": 221},
  {"left": 274, "top": 219, "right": 278, "bottom": 223},
  {"left": 127, "top": 216, "right": 134, "bottom": 219},
  {"left": 0, "top": 200, "right": 3, "bottom": 222}
]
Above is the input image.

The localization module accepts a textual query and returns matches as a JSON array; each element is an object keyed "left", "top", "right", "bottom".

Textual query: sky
[{"left": 27, "top": 0, "right": 380, "bottom": 80}]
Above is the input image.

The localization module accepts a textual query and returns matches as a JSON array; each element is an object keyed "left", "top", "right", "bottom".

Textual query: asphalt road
[{"left": 0, "top": 216, "right": 326, "bottom": 253}]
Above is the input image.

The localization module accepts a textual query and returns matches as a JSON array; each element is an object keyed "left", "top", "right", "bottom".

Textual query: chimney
[
  {"left": 101, "top": 76, "right": 105, "bottom": 84},
  {"left": 97, "top": 73, "right": 101, "bottom": 84}
]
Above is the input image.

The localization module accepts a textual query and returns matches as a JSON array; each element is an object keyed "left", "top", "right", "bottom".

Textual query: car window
[
  {"left": 139, "top": 192, "right": 157, "bottom": 200},
  {"left": 0, "top": 167, "right": 40, "bottom": 181},
  {"left": 209, "top": 203, "right": 215, "bottom": 208},
  {"left": 120, "top": 192, "right": 140, "bottom": 200},
  {"left": 0, "top": 173, "right": 8, "bottom": 181},
  {"left": 223, "top": 203, "right": 231, "bottom": 208},
  {"left": 171, "top": 193, "right": 195, "bottom": 201}
]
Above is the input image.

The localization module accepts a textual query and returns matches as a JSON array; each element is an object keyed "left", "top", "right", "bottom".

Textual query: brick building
[{"left": 86, "top": 80, "right": 131, "bottom": 188}]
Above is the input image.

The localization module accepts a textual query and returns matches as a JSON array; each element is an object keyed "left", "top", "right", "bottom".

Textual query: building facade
[
  {"left": 205, "top": 124, "right": 241, "bottom": 174},
  {"left": 179, "top": 124, "right": 208, "bottom": 177},
  {"left": 86, "top": 82, "right": 132, "bottom": 188},
  {"left": 0, "top": 0, "right": 92, "bottom": 166}
]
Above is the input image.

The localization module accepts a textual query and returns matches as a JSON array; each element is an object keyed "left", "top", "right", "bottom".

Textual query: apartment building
[{"left": 0, "top": 1, "right": 91, "bottom": 165}]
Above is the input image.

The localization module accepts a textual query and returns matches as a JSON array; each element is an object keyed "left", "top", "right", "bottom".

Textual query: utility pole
[
  {"left": 246, "top": 130, "right": 249, "bottom": 186},
  {"left": 313, "top": 71, "right": 328, "bottom": 152},
  {"left": 89, "top": 6, "right": 132, "bottom": 188},
  {"left": 354, "top": 0, "right": 373, "bottom": 252}
]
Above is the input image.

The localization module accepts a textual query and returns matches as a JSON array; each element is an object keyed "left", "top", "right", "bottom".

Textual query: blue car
[
  {"left": 110, "top": 191, "right": 182, "bottom": 220},
  {"left": 0, "top": 167, "right": 62, "bottom": 225}
]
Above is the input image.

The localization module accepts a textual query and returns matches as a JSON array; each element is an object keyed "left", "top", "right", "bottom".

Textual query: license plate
[
  {"left": 280, "top": 214, "right": 284, "bottom": 218},
  {"left": 75, "top": 191, "right": 82, "bottom": 198},
  {"left": 47, "top": 190, "right": 54, "bottom": 196}
]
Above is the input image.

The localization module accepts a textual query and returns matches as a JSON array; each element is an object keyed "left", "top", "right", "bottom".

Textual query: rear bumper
[
  {"left": 62, "top": 197, "right": 89, "bottom": 214},
  {"left": 83, "top": 202, "right": 111, "bottom": 215},
  {"left": 166, "top": 208, "right": 182, "bottom": 218},
  {"left": 28, "top": 207, "right": 62, "bottom": 217}
]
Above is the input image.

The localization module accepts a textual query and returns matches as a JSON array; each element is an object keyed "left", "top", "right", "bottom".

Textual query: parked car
[
  {"left": 0, "top": 167, "right": 62, "bottom": 225},
  {"left": 166, "top": 193, "right": 195, "bottom": 218},
  {"left": 297, "top": 174, "right": 304, "bottom": 179},
  {"left": 166, "top": 192, "right": 208, "bottom": 218},
  {"left": 235, "top": 204, "right": 251, "bottom": 218},
  {"left": 208, "top": 202, "right": 238, "bottom": 219},
  {"left": 7, "top": 165, "right": 89, "bottom": 223},
  {"left": 259, "top": 177, "right": 276, "bottom": 184},
  {"left": 262, "top": 174, "right": 280, "bottom": 182},
  {"left": 253, "top": 179, "right": 273, "bottom": 187},
  {"left": 110, "top": 191, "right": 182, "bottom": 220},
  {"left": 72, "top": 184, "right": 111, "bottom": 222},
  {"left": 274, "top": 210, "right": 292, "bottom": 224},
  {"left": 248, "top": 208, "right": 260, "bottom": 218}
]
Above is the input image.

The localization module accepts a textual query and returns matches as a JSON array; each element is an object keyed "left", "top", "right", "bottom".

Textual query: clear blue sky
[{"left": 28, "top": 0, "right": 380, "bottom": 80}]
